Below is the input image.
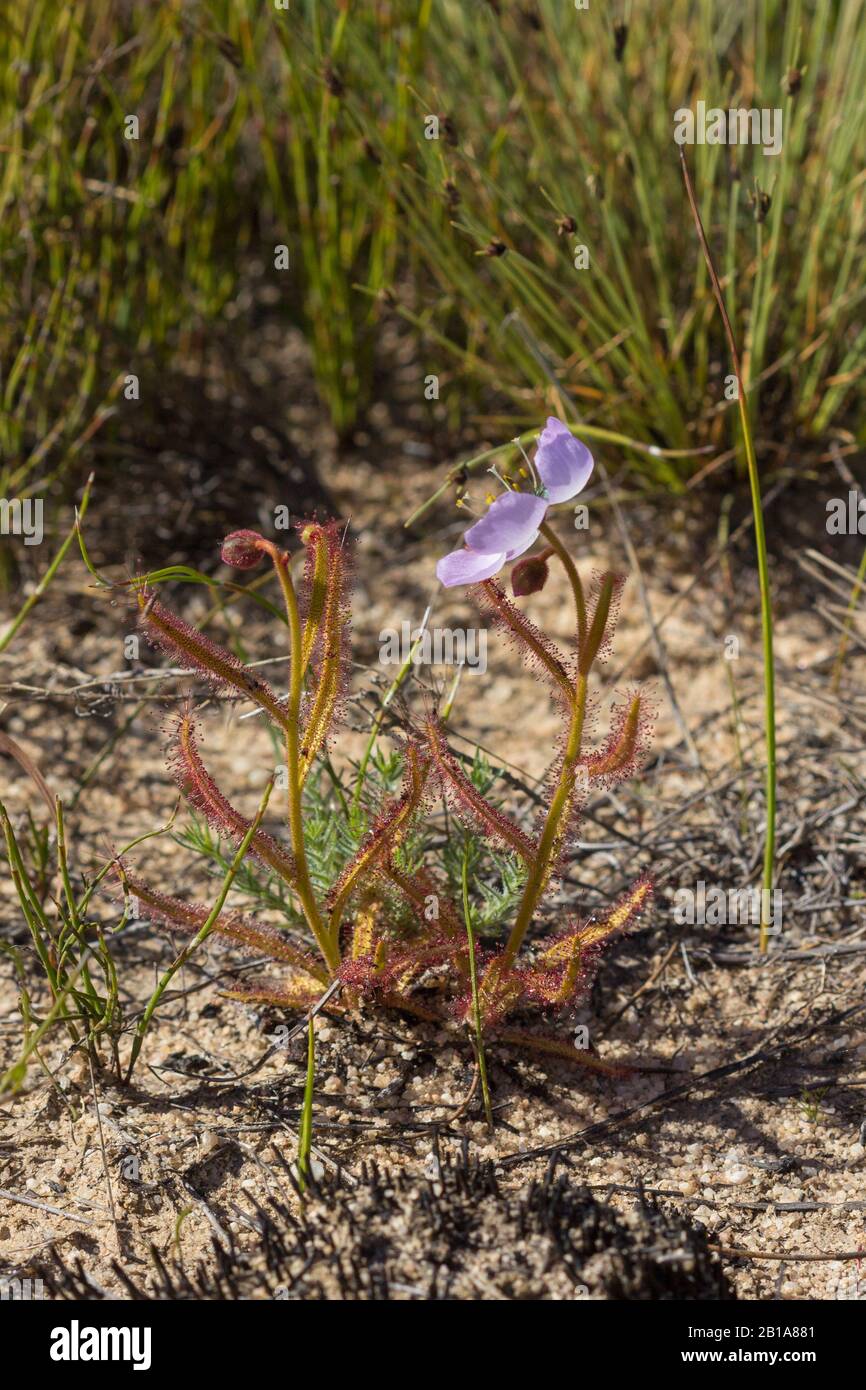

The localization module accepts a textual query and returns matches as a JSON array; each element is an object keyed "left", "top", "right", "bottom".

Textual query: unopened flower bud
[
  {"left": 220, "top": 530, "right": 264, "bottom": 569},
  {"left": 511, "top": 548, "right": 553, "bottom": 597}
]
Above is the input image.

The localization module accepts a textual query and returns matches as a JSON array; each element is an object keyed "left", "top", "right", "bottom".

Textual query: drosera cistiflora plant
[{"left": 117, "top": 420, "right": 654, "bottom": 1094}]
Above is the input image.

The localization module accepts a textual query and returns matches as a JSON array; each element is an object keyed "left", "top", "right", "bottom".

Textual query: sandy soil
[{"left": 2, "top": 328, "right": 866, "bottom": 1300}]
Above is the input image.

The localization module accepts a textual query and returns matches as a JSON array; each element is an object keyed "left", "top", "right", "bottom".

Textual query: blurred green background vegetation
[{"left": 1, "top": 0, "right": 864, "bottom": 505}]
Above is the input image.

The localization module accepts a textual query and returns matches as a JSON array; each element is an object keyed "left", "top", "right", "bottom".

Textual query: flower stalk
[
  {"left": 680, "top": 149, "right": 777, "bottom": 954},
  {"left": 297, "top": 1016, "right": 316, "bottom": 1193},
  {"left": 462, "top": 844, "right": 494, "bottom": 1130},
  {"left": 500, "top": 672, "right": 589, "bottom": 973},
  {"left": 259, "top": 536, "right": 341, "bottom": 973}
]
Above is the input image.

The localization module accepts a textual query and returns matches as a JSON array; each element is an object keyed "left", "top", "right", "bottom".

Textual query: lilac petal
[
  {"left": 539, "top": 416, "right": 572, "bottom": 442},
  {"left": 535, "top": 417, "right": 594, "bottom": 503},
  {"left": 436, "top": 547, "right": 506, "bottom": 588},
  {"left": 505, "top": 531, "right": 539, "bottom": 561},
  {"left": 464, "top": 491, "right": 548, "bottom": 554}
]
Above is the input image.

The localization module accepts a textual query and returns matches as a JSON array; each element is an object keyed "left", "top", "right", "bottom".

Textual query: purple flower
[
  {"left": 436, "top": 492, "right": 545, "bottom": 586},
  {"left": 436, "top": 419, "right": 593, "bottom": 588},
  {"left": 534, "top": 417, "right": 594, "bottom": 502}
]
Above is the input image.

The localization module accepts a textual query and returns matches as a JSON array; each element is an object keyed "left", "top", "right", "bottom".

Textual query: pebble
[
  {"left": 199, "top": 1130, "right": 220, "bottom": 1156},
  {"left": 721, "top": 1148, "right": 750, "bottom": 1184},
  {"left": 723, "top": 1166, "right": 751, "bottom": 1184},
  {"left": 770, "top": 1186, "right": 802, "bottom": 1203},
  {"left": 287, "top": 1158, "right": 325, "bottom": 1183}
]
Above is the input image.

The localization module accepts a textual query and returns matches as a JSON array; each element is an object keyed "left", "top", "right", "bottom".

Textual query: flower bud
[
  {"left": 220, "top": 530, "right": 264, "bottom": 569},
  {"left": 511, "top": 548, "right": 552, "bottom": 597}
]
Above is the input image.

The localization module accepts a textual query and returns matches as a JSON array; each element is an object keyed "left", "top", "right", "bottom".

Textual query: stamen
[
  {"left": 487, "top": 463, "right": 513, "bottom": 491},
  {"left": 456, "top": 495, "right": 480, "bottom": 515},
  {"left": 512, "top": 436, "right": 541, "bottom": 491}
]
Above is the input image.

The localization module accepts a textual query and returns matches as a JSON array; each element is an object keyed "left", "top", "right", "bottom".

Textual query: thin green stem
[
  {"left": 461, "top": 843, "right": 493, "bottom": 1130},
  {"left": 0, "top": 472, "right": 94, "bottom": 653},
  {"left": 497, "top": 522, "right": 595, "bottom": 972},
  {"left": 680, "top": 149, "right": 776, "bottom": 954},
  {"left": 297, "top": 1016, "right": 316, "bottom": 1193},
  {"left": 352, "top": 603, "right": 433, "bottom": 821},
  {"left": 259, "top": 540, "right": 340, "bottom": 974},
  {"left": 1, "top": 804, "right": 67, "bottom": 1009},
  {"left": 831, "top": 541, "right": 866, "bottom": 693},
  {"left": 499, "top": 674, "right": 588, "bottom": 972},
  {"left": 539, "top": 519, "right": 586, "bottom": 648},
  {"left": 79, "top": 807, "right": 179, "bottom": 918},
  {"left": 126, "top": 778, "right": 274, "bottom": 1080},
  {"left": 0, "top": 956, "right": 88, "bottom": 1096},
  {"left": 54, "top": 799, "right": 97, "bottom": 1012}
]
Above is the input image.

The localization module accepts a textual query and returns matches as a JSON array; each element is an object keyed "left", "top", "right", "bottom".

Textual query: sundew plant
[{"left": 119, "top": 421, "right": 653, "bottom": 1076}]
